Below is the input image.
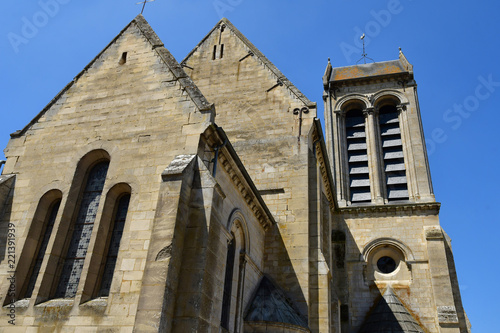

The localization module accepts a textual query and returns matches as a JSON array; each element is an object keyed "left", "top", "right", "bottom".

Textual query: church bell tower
[{"left": 323, "top": 51, "right": 470, "bottom": 332}]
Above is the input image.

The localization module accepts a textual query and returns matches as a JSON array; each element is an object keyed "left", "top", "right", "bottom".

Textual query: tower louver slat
[
  {"left": 346, "top": 110, "right": 371, "bottom": 203},
  {"left": 379, "top": 106, "right": 408, "bottom": 200}
]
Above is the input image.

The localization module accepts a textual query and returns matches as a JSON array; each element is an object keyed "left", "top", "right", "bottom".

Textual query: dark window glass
[
  {"left": 55, "top": 161, "right": 109, "bottom": 298},
  {"left": 221, "top": 237, "right": 236, "bottom": 329},
  {"left": 377, "top": 256, "right": 397, "bottom": 274},
  {"left": 99, "top": 194, "right": 130, "bottom": 297},
  {"left": 24, "top": 200, "right": 60, "bottom": 298}
]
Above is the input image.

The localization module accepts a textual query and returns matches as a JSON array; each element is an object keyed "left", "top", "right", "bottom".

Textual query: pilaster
[
  {"left": 363, "top": 108, "right": 384, "bottom": 204},
  {"left": 425, "top": 227, "right": 461, "bottom": 333},
  {"left": 333, "top": 110, "right": 348, "bottom": 206}
]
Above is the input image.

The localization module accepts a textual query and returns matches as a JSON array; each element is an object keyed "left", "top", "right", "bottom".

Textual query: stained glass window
[
  {"left": 99, "top": 194, "right": 130, "bottom": 297},
  {"left": 55, "top": 161, "right": 109, "bottom": 298},
  {"left": 24, "top": 200, "right": 60, "bottom": 298}
]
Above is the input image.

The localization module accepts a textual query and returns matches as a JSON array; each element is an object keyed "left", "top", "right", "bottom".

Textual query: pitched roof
[
  {"left": 325, "top": 49, "right": 414, "bottom": 84},
  {"left": 182, "top": 18, "right": 316, "bottom": 109},
  {"left": 359, "top": 287, "right": 425, "bottom": 333},
  {"left": 11, "top": 15, "right": 214, "bottom": 138},
  {"left": 245, "top": 276, "right": 308, "bottom": 329}
]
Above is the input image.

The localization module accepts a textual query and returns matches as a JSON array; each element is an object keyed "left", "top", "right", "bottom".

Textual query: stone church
[{"left": 0, "top": 15, "right": 470, "bottom": 332}]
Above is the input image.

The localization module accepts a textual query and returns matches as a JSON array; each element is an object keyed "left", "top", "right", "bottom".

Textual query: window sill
[
  {"left": 80, "top": 297, "right": 108, "bottom": 315},
  {"left": 3, "top": 298, "right": 29, "bottom": 311},
  {"left": 81, "top": 297, "right": 108, "bottom": 308},
  {"left": 35, "top": 298, "right": 74, "bottom": 308}
]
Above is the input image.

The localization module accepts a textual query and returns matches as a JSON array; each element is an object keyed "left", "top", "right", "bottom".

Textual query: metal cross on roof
[
  {"left": 136, "top": 0, "right": 155, "bottom": 14},
  {"left": 356, "top": 33, "right": 374, "bottom": 65}
]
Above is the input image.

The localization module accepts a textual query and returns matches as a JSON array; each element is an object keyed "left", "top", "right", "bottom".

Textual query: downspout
[{"left": 294, "top": 107, "right": 309, "bottom": 142}]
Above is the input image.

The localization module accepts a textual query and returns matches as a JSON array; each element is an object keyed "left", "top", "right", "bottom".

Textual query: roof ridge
[
  {"left": 182, "top": 18, "right": 316, "bottom": 109},
  {"left": 331, "top": 58, "right": 401, "bottom": 70},
  {"left": 12, "top": 15, "right": 214, "bottom": 138},
  {"left": 133, "top": 15, "right": 214, "bottom": 113}
]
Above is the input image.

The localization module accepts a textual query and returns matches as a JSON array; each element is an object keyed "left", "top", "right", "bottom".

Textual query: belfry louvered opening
[
  {"left": 345, "top": 109, "right": 371, "bottom": 203},
  {"left": 379, "top": 105, "right": 408, "bottom": 201}
]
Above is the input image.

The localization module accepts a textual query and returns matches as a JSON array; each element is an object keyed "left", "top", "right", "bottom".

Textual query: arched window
[
  {"left": 98, "top": 193, "right": 131, "bottom": 297},
  {"left": 22, "top": 199, "right": 60, "bottom": 299},
  {"left": 378, "top": 105, "right": 408, "bottom": 201},
  {"left": 221, "top": 234, "right": 236, "bottom": 330},
  {"left": 54, "top": 161, "right": 109, "bottom": 298},
  {"left": 345, "top": 109, "right": 371, "bottom": 203}
]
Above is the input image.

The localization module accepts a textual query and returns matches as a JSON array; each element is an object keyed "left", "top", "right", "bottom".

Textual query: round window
[{"left": 377, "top": 256, "right": 397, "bottom": 274}]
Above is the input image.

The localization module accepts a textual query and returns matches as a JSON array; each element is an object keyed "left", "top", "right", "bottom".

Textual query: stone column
[
  {"left": 333, "top": 110, "right": 349, "bottom": 206},
  {"left": 363, "top": 108, "right": 384, "bottom": 204},
  {"left": 397, "top": 104, "right": 417, "bottom": 201}
]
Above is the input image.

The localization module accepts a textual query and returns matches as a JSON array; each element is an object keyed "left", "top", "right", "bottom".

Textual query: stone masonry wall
[
  {"left": 0, "top": 21, "right": 212, "bottom": 332},
  {"left": 183, "top": 21, "right": 319, "bottom": 319}
]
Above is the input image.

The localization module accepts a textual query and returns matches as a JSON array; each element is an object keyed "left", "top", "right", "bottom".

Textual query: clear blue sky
[{"left": 2, "top": 0, "right": 499, "bottom": 330}]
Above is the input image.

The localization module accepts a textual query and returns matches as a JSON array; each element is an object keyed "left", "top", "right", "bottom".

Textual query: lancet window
[
  {"left": 54, "top": 161, "right": 109, "bottom": 298},
  {"left": 221, "top": 235, "right": 236, "bottom": 330},
  {"left": 22, "top": 199, "right": 60, "bottom": 298},
  {"left": 98, "top": 193, "right": 131, "bottom": 297}
]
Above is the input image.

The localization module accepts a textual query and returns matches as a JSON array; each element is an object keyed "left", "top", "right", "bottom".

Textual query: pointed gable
[
  {"left": 179, "top": 17, "right": 316, "bottom": 156},
  {"left": 183, "top": 18, "right": 315, "bottom": 109},
  {"left": 11, "top": 15, "right": 214, "bottom": 139},
  {"left": 359, "top": 287, "right": 425, "bottom": 333}
]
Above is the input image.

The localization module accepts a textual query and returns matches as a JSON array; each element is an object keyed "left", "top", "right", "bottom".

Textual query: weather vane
[
  {"left": 136, "top": 0, "right": 155, "bottom": 14},
  {"left": 356, "top": 33, "right": 374, "bottom": 65}
]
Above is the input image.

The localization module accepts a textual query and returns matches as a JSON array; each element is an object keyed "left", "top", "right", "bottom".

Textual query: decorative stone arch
[
  {"left": 227, "top": 208, "right": 250, "bottom": 255},
  {"left": 100, "top": 183, "right": 133, "bottom": 224},
  {"left": 223, "top": 208, "right": 251, "bottom": 332},
  {"left": 371, "top": 89, "right": 410, "bottom": 109},
  {"left": 65, "top": 148, "right": 111, "bottom": 188},
  {"left": 361, "top": 237, "right": 414, "bottom": 285},
  {"left": 334, "top": 94, "right": 371, "bottom": 114},
  {"left": 362, "top": 237, "right": 415, "bottom": 262},
  {"left": 103, "top": 179, "right": 139, "bottom": 203}
]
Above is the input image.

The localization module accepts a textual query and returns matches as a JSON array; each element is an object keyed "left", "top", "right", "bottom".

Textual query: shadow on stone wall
[
  {"left": 170, "top": 159, "right": 225, "bottom": 331},
  {"left": 444, "top": 239, "right": 470, "bottom": 333},
  {"left": 339, "top": 219, "right": 425, "bottom": 332},
  {"left": 261, "top": 223, "right": 308, "bottom": 323}
]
